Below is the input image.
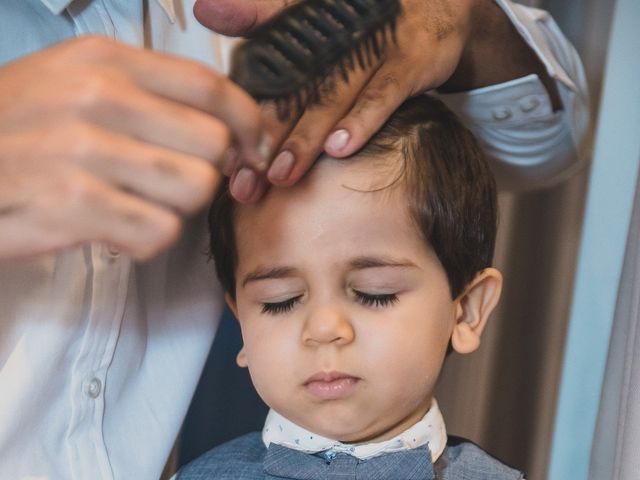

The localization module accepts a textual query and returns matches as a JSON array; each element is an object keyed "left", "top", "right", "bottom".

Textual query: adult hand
[
  {"left": 195, "top": 0, "right": 559, "bottom": 194},
  {"left": 195, "top": 0, "right": 474, "bottom": 191},
  {"left": 0, "top": 36, "right": 265, "bottom": 261}
]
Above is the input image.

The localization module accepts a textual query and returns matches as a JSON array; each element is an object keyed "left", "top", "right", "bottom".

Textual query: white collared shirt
[
  {"left": 0, "top": 1, "right": 588, "bottom": 479},
  {"left": 262, "top": 398, "right": 447, "bottom": 462}
]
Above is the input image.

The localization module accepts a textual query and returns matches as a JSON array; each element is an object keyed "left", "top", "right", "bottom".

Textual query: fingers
[
  {"left": 60, "top": 37, "right": 267, "bottom": 170},
  {"left": 313, "top": 0, "right": 470, "bottom": 161},
  {"left": 70, "top": 125, "right": 222, "bottom": 214},
  {"left": 229, "top": 168, "right": 270, "bottom": 204},
  {"left": 0, "top": 123, "right": 222, "bottom": 260},
  {"left": 264, "top": 62, "right": 379, "bottom": 187},
  {"left": 68, "top": 176, "right": 182, "bottom": 260},
  {"left": 0, "top": 171, "right": 182, "bottom": 261},
  {"left": 0, "top": 36, "right": 270, "bottom": 260},
  {"left": 228, "top": 101, "right": 292, "bottom": 201},
  {"left": 76, "top": 77, "right": 235, "bottom": 167},
  {"left": 127, "top": 63, "right": 267, "bottom": 169},
  {"left": 324, "top": 64, "right": 414, "bottom": 158},
  {"left": 64, "top": 174, "right": 183, "bottom": 260}
]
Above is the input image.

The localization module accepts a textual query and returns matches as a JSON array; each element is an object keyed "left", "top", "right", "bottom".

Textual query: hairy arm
[
  {"left": 195, "top": 0, "right": 584, "bottom": 197},
  {"left": 439, "top": 0, "right": 562, "bottom": 110}
]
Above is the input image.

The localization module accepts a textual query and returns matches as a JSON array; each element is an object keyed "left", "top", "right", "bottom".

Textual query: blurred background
[
  {"left": 177, "top": 2, "right": 620, "bottom": 479},
  {"left": 435, "top": 2, "right": 614, "bottom": 479}
]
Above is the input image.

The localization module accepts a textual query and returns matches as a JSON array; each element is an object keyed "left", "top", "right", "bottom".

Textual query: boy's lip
[{"left": 303, "top": 371, "right": 360, "bottom": 400}]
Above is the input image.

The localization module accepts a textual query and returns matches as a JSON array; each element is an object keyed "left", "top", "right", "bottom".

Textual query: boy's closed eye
[
  {"left": 242, "top": 259, "right": 421, "bottom": 316},
  {"left": 260, "top": 290, "right": 400, "bottom": 316},
  {"left": 261, "top": 294, "right": 303, "bottom": 315},
  {"left": 352, "top": 290, "right": 399, "bottom": 308}
]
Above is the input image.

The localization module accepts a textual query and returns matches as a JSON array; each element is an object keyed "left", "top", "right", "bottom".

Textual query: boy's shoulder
[
  {"left": 437, "top": 435, "right": 525, "bottom": 480},
  {"left": 176, "top": 432, "right": 266, "bottom": 480}
]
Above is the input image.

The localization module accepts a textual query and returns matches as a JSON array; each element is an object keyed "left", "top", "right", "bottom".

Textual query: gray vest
[{"left": 177, "top": 432, "right": 524, "bottom": 479}]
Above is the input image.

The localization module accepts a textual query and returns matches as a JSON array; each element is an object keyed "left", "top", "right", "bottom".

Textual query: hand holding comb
[{"left": 229, "top": 0, "right": 402, "bottom": 120}]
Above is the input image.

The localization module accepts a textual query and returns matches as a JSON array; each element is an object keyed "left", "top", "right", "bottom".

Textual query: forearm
[{"left": 439, "top": 0, "right": 562, "bottom": 110}]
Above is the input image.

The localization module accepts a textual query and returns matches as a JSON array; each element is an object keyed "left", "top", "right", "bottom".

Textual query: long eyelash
[
  {"left": 261, "top": 295, "right": 303, "bottom": 315},
  {"left": 354, "top": 291, "right": 398, "bottom": 308}
]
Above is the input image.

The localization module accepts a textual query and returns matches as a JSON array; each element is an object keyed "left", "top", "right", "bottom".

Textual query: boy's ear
[
  {"left": 224, "top": 293, "right": 248, "bottom": 368},
  {"left": 225, "top": 292, "right": 239, "bottom": 319},
  {"left": 236, "top": 347, "right": 249, "bottom": 368},
  {"left": 451, "top": 268, "right": 502, "bottom": 355}
]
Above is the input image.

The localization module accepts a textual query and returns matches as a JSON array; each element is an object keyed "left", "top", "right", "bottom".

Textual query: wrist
[
  {"left": 438, "top": 0, "right": 561, "bottom": 110},
  {"left": 439, "top": 0, "right": 512, "bottom": 92}
]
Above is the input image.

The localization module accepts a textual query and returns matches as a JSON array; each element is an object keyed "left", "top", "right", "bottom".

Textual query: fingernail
[
  {"left": 220, "top": 147, "right": 238, "bottom": 176},
  {"left": 255, "top": 133, "right": 273, "bottom": 171},
  {"left": 326, "top": 129, "right": 350, "bottom": 152},
  {"left": 231, "top": 167, "right": 257, "bottom": 201},
  {"left": 268, "top": 150, "right": 295, "bottom": 181}
]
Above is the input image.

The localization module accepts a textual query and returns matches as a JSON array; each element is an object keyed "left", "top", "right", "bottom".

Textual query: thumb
[{"left": 193, "top": 0, "right": 292, "bottom": 37}]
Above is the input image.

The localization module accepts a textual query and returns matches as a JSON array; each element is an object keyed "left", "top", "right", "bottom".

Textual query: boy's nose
[{"left": 301, "top": 305, "right": 355, "bottom": 347}]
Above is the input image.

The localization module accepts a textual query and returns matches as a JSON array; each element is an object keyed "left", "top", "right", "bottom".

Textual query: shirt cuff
[
  {"left": 438, "top": 74, "right": 553, "bottom": 127},
  {"left": 437, "top": 0, "right": 590, "bottom": 189},
  {"left": 436, "top": 74, "right": 580, "bottom": 190}
]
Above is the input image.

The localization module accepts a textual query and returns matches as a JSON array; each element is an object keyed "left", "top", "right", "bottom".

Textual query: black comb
[{"left": 229, "top": 0, "right": 402, "bottom": 120}]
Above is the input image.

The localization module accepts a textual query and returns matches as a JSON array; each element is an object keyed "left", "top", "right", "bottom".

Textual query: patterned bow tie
[{"left": 263, "top": 443, "right": 436, "bottom": 480}]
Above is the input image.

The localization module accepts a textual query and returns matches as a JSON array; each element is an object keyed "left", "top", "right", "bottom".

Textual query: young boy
[{"left": 177, "top": 95, "right": 524, "bottom": 479}]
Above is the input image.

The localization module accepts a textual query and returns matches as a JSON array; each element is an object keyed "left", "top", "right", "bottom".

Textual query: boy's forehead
[
  {"left": 243, "top": 154, "right": 405, "bottom": 213},
  {"left": 232, "top": 153, "right": 434, "bottom": 271}
]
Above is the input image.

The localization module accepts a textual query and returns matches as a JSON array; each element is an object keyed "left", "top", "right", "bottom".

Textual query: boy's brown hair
[{"left": 209, "top": 95, "right": 497, "bottom": 299}]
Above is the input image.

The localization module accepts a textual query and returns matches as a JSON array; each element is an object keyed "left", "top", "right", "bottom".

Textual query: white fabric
[
  {"left": 439, "top": 0, "right": 589, "bottom": 190},
  {"left": 0, "top": 3, "right": 225, "bottom": 480},
  {"left": 262, "top": 398, "right": 447, "bottom": 462},
  {"left": 0, "top": 1, "right": 588, "bottom": 479}
]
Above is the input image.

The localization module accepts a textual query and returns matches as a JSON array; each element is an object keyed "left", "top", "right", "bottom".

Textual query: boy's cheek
[
  {"left": 245, "top": 350, "right": 297, "bottom": 402},
  {"left": 231, "top": 291, "right": 269, "bottom": 321}
]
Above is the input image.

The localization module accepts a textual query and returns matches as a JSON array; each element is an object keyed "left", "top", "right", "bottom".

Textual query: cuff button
[
  {"left": 492, "top": 107, "right": 512, "bottom": 121},
  {"left": 520, "top": 97, "right": 541, "bottom": 113}
]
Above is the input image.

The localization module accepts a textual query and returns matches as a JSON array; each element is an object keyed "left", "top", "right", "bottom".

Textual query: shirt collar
[
  {"left": 262, "top": 398, "right": 447, "bottom": 462},
  {"left": 38, "top": 0, "right": 72, "bottom": 14},
  {"left": 39, "top": 0, "right": 177, "bottom": 20},
  {"left": 155, "top": 0, "right": 177, "bottom": 22}
]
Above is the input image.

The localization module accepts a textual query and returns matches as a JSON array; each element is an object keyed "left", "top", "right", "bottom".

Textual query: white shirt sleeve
[{"left": 438, "top": 0, "right": 589, "bottom": 190}]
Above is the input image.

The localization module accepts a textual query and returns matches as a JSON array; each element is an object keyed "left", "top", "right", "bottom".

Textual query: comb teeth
[{"left": 230, "top": 0, "right": 402, "bottom": 120}]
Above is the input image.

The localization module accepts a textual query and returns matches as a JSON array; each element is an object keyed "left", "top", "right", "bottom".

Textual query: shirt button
[
  {"left": 520, "top": 97, "right": 540, "bottom": 113},
  {"left": 84, "top": 378, "right": 102, "bottom": 399},
  {"left": 491, "top": 107, "right": 512, "bottom": 121},
  {"left": 107, "top": 246, "right": 120, "bottom": 258}
]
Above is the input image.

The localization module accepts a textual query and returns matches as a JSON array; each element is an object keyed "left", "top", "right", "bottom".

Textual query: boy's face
[{"left": 229, "top": 157, "right": 487, "bottom": 444}]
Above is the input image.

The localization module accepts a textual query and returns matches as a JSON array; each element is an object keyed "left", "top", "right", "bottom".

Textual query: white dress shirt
[
  {"left": 0, "top": 1, "right": 588, "bottom": 479},
  {"left": 262, "top": 399, "right": 447, "bottom": 462}
]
